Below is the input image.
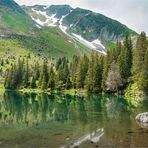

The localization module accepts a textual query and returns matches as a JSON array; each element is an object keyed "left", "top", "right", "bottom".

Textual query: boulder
[{"left": 136, "top": 112, "right": 148, "bottom": 123}]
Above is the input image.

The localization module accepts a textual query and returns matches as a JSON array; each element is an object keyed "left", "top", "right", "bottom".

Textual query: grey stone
[{"left": 136, "top": 112, "right": 148, "bottom": 123}]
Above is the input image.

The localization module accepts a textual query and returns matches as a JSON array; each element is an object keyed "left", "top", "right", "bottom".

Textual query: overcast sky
[{"left": 15, "top": 0, "right": 148, "bottom": 34}]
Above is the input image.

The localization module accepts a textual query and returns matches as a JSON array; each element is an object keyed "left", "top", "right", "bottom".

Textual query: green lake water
[{"left": 0, "top": 91, "right": 148, "bottom": 148}]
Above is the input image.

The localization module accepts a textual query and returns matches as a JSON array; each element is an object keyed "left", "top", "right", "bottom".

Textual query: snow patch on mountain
[
  {"left": 59, "top": 14, "right": 69, "bottom": 34},
  {"left": 31, "top": 16, "right": 45, "bottom": 26},
  {"left": 29, "top": 7, "right": 106, "bottom": 54},
  {"left": 43, "top": 5, "right": 50, "bottom": 10},
  {"left": 35, "top": 24, "right": 41, "bottom": 28},
  {"left": 72, "top": 33, "right": 106, "bottom": 55},
  {"left": 31, "top": 8, "right": 58, "bottom": 27},
  {"left": 92, "top": 39, "right": 105, "bottom": 49}
]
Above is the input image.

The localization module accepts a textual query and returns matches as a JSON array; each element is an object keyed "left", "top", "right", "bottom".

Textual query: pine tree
[
  {"left": 24, "top": 57, "right": 30, "bottom": 88},
  {"left": 93, "top": 55, "right": 103, "bottom": 92},
  {"left": 4, "top": 64, "right": 14, "bottom": 89},
  {"left": 14, "top": 58, "right": 24, "bottom": 88},
  {"left": 56, "top": 58, "right": 70, "bottom": 90},
  {"left": 34, "top": 61, "right": 40, "bottom": 80},
  {"left": 1, "top": 59, "right": 4, "bottom": 66},
  {"left": 48, "top": 65, "right": 55, "bottom": 90},
  {"left": 70, "top": 55, "right": 79, "bottom": 88},
  {"left": 76, "top": 54, "right": 89, "bottom": 89},
  {"left": 102, "top": 51, "right": 112, "bottom": 92},
  {"left": 139, "top": 49, "right": 148, "bottom": 94},
  {"left": 66, "top": 75, "right": 72, "bottom": 90},
  {"left": 85, "top": 53, "right": 94, "bottom": 92},
  {"left": 39, "top": 60, "right": 49, "bottom": 90},
  {"left": 118, "top": 34, "right": 132, "bottom": 84},
  {"left": 133, "top": 32, "right": 147, "bottom": 78},
  {"left": 30, "top": 76, "right": 36, "bottom": 88}
]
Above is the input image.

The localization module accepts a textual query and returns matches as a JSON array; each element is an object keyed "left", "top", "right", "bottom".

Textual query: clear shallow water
[{"left": 0, "top": 91, "right": 148, "bottom": 148}]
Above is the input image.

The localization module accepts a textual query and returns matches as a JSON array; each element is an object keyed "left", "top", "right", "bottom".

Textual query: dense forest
[{"left": 2, "top": 32, "right": 148, "bottom": 95}]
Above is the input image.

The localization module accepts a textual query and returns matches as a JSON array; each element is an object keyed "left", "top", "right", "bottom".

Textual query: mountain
[
  {"left": 0, "top": 0, "right": 35, "bottom": 35},
  {"left": 0, "top": 1, "right": 138, "bottom": 59},
  {"left": 0, "top": 1, "right": 90, "bottom": 59},
  {"left": 23, "top": 5, "right": 137, "bottom": 50}
]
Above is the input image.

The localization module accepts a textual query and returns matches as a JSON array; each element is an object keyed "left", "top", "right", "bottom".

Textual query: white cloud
[{"left": 14, "top": 0, "right": 148, "bottom": 34}]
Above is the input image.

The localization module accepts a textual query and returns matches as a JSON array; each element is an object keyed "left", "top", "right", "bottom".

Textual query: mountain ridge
[
  {"left": 0, "top": 0, "right": 138, "bottom": 57},
  {"left": 23, "top": 4, "right": 137, "bottom": 50}
]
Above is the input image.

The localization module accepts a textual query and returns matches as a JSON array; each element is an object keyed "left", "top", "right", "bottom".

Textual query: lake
[{"left": 0, "top": 91, "right": 148, "bottom": 148}]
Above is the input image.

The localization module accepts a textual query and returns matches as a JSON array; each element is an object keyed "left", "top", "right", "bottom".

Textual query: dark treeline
[{"left": 4, "top": 32, "right": 148, "bottom": 95}]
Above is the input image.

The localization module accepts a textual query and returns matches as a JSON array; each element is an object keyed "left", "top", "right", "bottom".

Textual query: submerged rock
[
  {"left": 136, "top": 112, "right": 148, "bottom": 123},
  {"left": 137, "top": 121, "right": 148, "bottom": 129},
  {"left": 136, "top": 112, "right": 148, "bottom": 129}
]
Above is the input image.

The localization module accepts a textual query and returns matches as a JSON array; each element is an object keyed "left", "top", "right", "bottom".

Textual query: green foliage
[
  {"left": 76, "top": 54, "right": 89, "bottom": 89},
  {"left": 0, "top": 0, "right": 35, "bottom": 34},
  {"left": 2, "top": 32, "right": 148, "bottom": 96},
  {"left": 5, "top": 27, "right": 90, "bottom": 59},
  {"left": 139, "top": 50, "right": 148, "bottom": 94},
  {"left": 118, "top": 34, "right": 132, "bottom": 84},
  {"left": 39, "top": 60, "right": 49, "bottom": 90},
  {"left": 133, "top": 32, "right": 147, "bottom": 78},
  {"left": 85, "top": 53, "right": 102, "bottom": 92}
]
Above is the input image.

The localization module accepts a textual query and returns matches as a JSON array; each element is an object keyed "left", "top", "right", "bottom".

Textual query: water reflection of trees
[
  {"left": 0, "top": 92, "right": 104, "bottom": 126},
  {"left": 0, "top": 91, "right": 134, "bottom": 128},
  {"left": 0, "top": 92, "right": 147, "bottom": 147}
]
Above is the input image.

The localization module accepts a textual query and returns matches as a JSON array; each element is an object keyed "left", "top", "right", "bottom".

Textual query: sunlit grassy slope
[{"left": 0, "top": 27, "right": 91, "bottom": 60}]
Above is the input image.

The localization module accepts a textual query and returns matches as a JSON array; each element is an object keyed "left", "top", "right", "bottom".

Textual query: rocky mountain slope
[
  {"left": 0, "top": 0, "right": 138, "bottom": 57},
  {"left": 23, "top": 4, "right": 137, "bottom": 51}
]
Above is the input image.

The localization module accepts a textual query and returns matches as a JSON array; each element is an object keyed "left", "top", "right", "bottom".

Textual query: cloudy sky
[{"left": 15, "top": 0, "right": 148, "bottom": 34}]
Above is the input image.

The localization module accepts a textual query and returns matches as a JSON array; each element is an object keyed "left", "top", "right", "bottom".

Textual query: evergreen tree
[
  {"left": 76, "top": 54, "right": 89, "bottom": 89},
  {"left": 34, "top": 61, "right": 40, "bottom": 80},
  {"left": 139, "top": 49, "right": 148, "bottom": 94},
  {"left": 4, "top": 64, "right": 14, "bottom": 89},
  {"left": 70, "top": 55, "right": 79, "bottom": 88},
  {"left": 24, "top": 57, "right": 30, "bottom": 88},
  {"left": 118, "top": 34, "right": 132, "bottom": 84},
  {"left": 85, "top": 53, "right": 94, "bottom": 92},
  {"left": 30, "top": 76, "right": 36, "bottom": 88},
  {"left": 56, "top": 58, "right": 70, "bottom": 90},
  {"left": 39, "top": 60, "right": 49, "bottom": 89},
  {"left": 66, "top": 75, "right": 72, "bottom": 90},
  {"left": 93, "top": 55, "right": 103, "bottom": 92},
  {"left": 102, "top": 51, "right": 112, "bottom": 92},
  {"left": 133, "top": 32, "right": 147, "bottom": 79},
  {"left": 14, "top": 58, "right": 24, "bottom": 88},
  {"left": 48, "top": 65, "right": 55, "bottom": 90},
  {"left": 1, "top": 59, "right": 4, "bottom": 66}
]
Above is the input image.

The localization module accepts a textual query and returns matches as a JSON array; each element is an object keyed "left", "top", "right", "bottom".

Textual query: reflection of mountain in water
[{"left": 69, "top": 128, "right": 104, "bottom": 148}]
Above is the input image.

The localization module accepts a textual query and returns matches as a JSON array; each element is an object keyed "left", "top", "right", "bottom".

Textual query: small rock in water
[
  {"left": 136, "top": 112, "right": 148, "bottom": 129},
  {"left": 65, "top": 136, "right": 70, "bottom": 141},
  {"left": 136, "top": 112, "right": 148, "bottom": 123}
]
